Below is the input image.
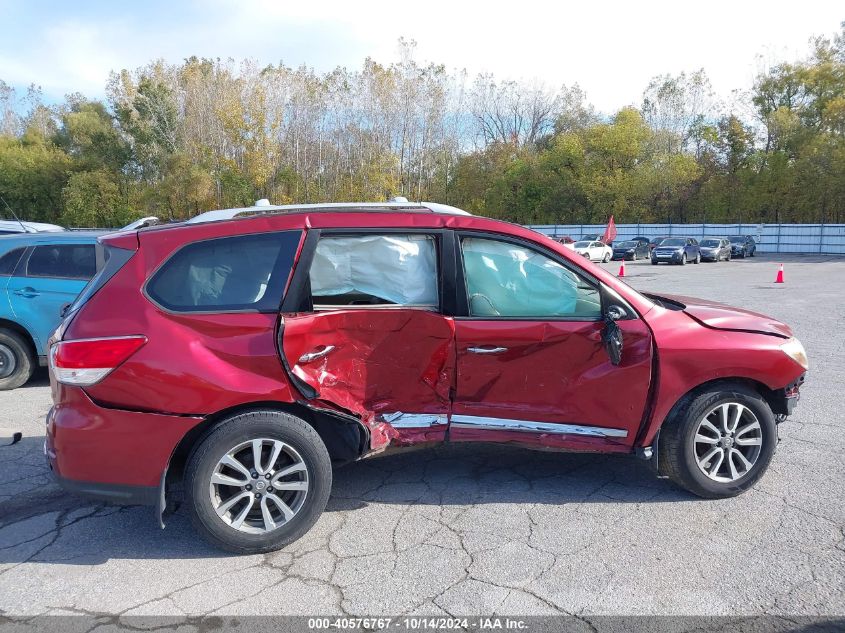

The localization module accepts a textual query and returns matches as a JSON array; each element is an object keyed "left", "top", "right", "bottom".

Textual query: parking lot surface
[{"left": 1, "top": 254, "right": 843, "bottom": 620}]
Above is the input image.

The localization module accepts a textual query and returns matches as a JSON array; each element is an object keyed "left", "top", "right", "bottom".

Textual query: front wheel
[
  {"left": 185, "top": 410, "right": 332, "bottom": 554},
  {"left": 602, "top": 253, "right": 611, "bottom": 263},
  {"left": 694, "top": 253, "right": 701, "bottom": 264},
  {"left": 659, "top": 385, "right": 777, "bottom": 498},
  {"left": 680, "top": 253, "right": 687, "bottom": 266},
  {"left": 651, "top": 259, "right": 659, "bottom": 265}
]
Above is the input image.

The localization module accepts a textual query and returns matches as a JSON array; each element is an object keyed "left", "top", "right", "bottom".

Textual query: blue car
[
  {"left": 0, "top": 232, "right": 105, "bottom": 389},
  {"left": 650, "top": 236, "right": 701, "bottom": 265}
]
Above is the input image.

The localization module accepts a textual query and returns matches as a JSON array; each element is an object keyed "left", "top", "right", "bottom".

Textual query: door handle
[
  {"left": 467, "top": 346, "right": 508, "bottom": 355},
  {"left": 298, "top": 345, "right": 335, "bottom": 364},
  {"left": 13, "top": 287, "right": 39, "bottom": 298}
]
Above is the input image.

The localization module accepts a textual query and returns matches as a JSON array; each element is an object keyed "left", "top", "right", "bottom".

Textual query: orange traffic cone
[
  {"left": 618, "top": 260, "right": 626, "bottom": 277},
  {"left": 775, "top": 263, "right": 785, "bottom": 283}
]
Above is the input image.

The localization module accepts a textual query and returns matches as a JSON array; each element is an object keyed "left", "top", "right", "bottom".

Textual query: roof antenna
[{"left": 0, "top": 196, "right": 28, "bottom": 233}]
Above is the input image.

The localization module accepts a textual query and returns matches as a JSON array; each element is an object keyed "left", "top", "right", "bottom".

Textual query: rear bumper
[
  {"left": 51, "top": 468, "right": 158, "bottom": 506},
  {"left": 46, "top": 386, "right": 203, "bottom": 497}
]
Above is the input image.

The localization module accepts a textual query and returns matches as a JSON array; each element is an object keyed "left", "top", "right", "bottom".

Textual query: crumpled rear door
[{"left": 281, "top": 309, "right": 456, "bottom": 450}]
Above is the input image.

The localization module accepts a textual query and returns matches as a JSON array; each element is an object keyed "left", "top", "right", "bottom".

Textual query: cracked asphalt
[{"left": 0, "top": 254, "right": 843, "bottom": 620}]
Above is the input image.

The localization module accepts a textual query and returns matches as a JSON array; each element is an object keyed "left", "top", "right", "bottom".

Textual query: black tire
[
  {"left": 0, "top": 328, "right": 35, "bottom": 391},
  {"left": 602, "top": 253, "right": 611, "bottom": 263},
  {"left": 185, "top": 410, "right": 332, "bottom": 554},
  {"left": 694, "top": 253, "right": 701, "bottom": 264},
  {"left": 651, "top": 259, "right": 658, "bottom": 265},
  {"left": 659, "top": 384, "right": 777, "bottom": 498},
  {"left": 680, "top": 253, "right": 687, "bottom": 266},
  {"left": 750, "top": 249, "right": 755, "bottom": 257}
]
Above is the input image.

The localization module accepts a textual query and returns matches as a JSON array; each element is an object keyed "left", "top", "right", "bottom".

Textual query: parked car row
[{"left": 554, "top": 233, "right": 758, "bottom": 262}]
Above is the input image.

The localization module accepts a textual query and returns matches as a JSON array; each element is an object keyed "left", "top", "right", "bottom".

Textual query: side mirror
[{"left": 599, "top": 285, "right": 628, "bottom": 366}]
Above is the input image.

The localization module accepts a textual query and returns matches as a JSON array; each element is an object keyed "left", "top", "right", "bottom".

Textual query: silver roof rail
[{"left": 184, "top": 200, "right": 472, "bottom": 225}]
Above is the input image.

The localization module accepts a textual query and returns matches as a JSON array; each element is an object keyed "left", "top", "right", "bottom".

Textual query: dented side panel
[
  {"left": 451, "top": 318, "right": 653, "bottom": 449},
  {"left": 281, "top": 309, "right": 456, "bottom": 450}
]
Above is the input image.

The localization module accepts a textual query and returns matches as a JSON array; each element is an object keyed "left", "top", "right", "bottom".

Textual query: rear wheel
[
  {"left": 0, "top": 329, "right": 35, "bottom": 391},
  {"left": 659, "top": 385, "right": 777, "bottom": 498},
  {"left": 185, "top": 410, "right": 332, "bottom": 554}
]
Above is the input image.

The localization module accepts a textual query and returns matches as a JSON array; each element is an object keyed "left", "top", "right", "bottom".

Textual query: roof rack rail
[{"left": 183, "top": 200, "right": 472, "bottom": 225}]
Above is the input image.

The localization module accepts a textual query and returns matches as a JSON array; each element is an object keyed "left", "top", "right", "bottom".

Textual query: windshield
[
  {"left": 729, "top": 236, "right": 745, "bottom": 243},
  {"left": 574, "top": 241, "right": 591, "bottom": 248},
  {"left": 660, "top": 238, "right": 685, "bottom": 247},
  {"left": 701, "top": 239, "right": 720, "bottom": 247},
  {"left": 649, "top": 237, "right": 666, "bottom": 245},
  {"left": 617, "top": 241, "right": 637, "bottom": 248}
]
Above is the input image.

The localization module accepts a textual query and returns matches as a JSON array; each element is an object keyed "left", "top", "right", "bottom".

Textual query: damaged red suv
[{"left": 46, "top": 202, "right": 808, "bottom": 553}]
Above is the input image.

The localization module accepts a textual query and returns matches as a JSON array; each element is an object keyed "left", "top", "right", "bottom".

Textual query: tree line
[{"left": 1, "top": 29, "right": 844, "bottom": 228}]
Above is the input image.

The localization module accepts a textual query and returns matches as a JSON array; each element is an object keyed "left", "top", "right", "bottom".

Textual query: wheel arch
[
  {"left": 162, "top": 400, "right": 368, "bottom": 516},
  {"left": 654, "top": 376, "right": 782, "bottom": 438},
  {"left": 0, "top": 317, "right": 38, "bottom": 359}
]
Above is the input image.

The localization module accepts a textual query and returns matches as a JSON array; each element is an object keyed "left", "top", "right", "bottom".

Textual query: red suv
[{"left": 46, "top": 202, "right": 808, "bottom": 553}]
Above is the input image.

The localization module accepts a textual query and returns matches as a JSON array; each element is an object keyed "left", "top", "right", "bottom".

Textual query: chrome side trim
[
  {"left": 382, "top": 412, "right": 449, "bottom": 428},
  {"left": 450, "top": 415, "right": 628, "bottom": 438}
]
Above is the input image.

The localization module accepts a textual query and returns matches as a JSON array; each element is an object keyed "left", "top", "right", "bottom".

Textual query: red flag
[{"left": 602, "top": 216, "right": 617, "bottom": 244}]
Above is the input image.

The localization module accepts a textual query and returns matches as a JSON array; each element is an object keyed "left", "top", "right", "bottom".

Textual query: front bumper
[
  {"left": 776, "top": 372, "right": 806, "bottom": 416},
  {"left": 46, "top": 386, "right": 203, "bottom": 504},
  {"left": 652, "top": 251, "right": 683, "bottom": 263}
]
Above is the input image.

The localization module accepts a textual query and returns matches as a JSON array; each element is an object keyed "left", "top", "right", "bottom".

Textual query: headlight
[{"left": 781, "top": 338, "right": 808, "bottom": 369}]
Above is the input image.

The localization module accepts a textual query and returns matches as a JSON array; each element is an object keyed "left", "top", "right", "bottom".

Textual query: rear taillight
[{"left": 49, "top": 336, "right": 147, "bottom": 386}]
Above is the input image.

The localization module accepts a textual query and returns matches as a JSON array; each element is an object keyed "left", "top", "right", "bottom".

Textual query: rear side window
[
  {"left": 308, "top": 234, "right": 438, "bottom": 309},
  {"left": 26, "top": 244, "right": 96, "bottom": 280},
  {"left": 0, "top": 247, "right": 25, "bottom": 275},
  {"left": 146, "top": 231, "right": 301, "bottom": 312}
]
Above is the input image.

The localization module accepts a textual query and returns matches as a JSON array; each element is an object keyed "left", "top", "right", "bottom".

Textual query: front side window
[
  {"left": 146, "top": 231, "right": 300, "bottom": 312},
  {"left": 461, "top": 237, "right": 601, "bottom": 319},
  {"left": 26, "top": 244, "right": 96, "bottom": 280},
  {"left": 0, "top": 247, "right": 25, "bottom": 276},
  {"left": 308, "top": 234, "right": 438, "bottom": 309}
]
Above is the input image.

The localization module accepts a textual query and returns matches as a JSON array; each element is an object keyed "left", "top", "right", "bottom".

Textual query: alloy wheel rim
[
  {"left": 693, "top": 402, "right": 763, "bottom": 483},
  {"left": 209, "top": 437, "right": 309, "bottom": 534},
  {"left": 0, "top": 344, "right": 16, "bottom": 379}
]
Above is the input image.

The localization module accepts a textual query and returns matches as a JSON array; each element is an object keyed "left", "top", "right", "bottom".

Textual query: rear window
[
  {"left": 0, "top": 247, "right": 25, "bottom": 275},
  {"left": 308, "top": 234, "right": 438, "bottom": 309},
  {"left": 26, "top": 244, "right": 96, "bottom": 280},
  {"left": 146, "top": 231, "right": 301, "bottom": 312}
]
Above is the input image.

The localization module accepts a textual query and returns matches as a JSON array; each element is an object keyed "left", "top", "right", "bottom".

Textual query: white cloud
[{"left": 1, "top": 0, "right": 842, "bottom": 112}]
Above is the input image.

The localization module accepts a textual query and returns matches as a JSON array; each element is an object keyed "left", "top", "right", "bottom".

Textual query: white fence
[{"left": 525, "top": 223, "right": 845, "bottom": 254}]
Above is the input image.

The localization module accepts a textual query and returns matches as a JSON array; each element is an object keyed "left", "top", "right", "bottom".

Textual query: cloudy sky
[{"left": 1, "top": 0, "right": 842, "bottom": 113}]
